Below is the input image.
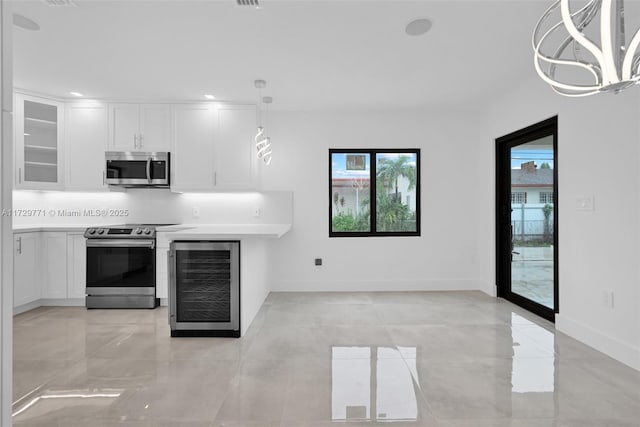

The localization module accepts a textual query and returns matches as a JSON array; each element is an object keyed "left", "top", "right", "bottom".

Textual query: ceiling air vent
[
  {"left": 237, "top": 0, "right": 259, "bottom": 6},
  {"left": 41, "top": 0, "right": 77, "bottom": 7}
]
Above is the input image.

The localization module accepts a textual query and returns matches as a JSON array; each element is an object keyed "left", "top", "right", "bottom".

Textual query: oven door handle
[{"left": 87, "top": 239, "right": 155, "bottom": 249}]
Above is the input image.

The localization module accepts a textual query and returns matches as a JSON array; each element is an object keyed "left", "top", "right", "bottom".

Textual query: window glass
[
  {"left": 375, "top": 153, "right": 418, "bottom": 232},
  {"left": 331, "top": 152, "right": 371, "bottom": 233}
]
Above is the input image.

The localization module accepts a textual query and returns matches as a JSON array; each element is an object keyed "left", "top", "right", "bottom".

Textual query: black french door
[{"left": 496, "top": 117, "right": 558, "bottom": 322}]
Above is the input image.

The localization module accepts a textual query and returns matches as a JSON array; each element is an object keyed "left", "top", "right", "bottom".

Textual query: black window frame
[{"left": 329, "top": 148, "right": 421, "bottom": 238}]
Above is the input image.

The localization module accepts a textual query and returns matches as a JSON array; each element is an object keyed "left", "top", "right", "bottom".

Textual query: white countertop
[
  {"left": 13, "top": 225, "right": 92, "bottom": 233},
  {"left": 162, "top": 224, "right": 291, "bottom": 240}
]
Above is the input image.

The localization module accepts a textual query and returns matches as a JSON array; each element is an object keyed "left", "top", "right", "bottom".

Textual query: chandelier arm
[
  {"left": 535, "top": 52, "right": 603, "bottom": 91},
  {"left": 551, "top": 85, "right": 601, "bottom": 97},
  {"left": 559, "top": 0, "right": 608, "bottom": 82},
  {"left": 600, "top": 0, "right": 622, "bottom": 84},
  {"left": 571, "top": 1, "right": 602, "bottom": 61},
  {"left": 533, "top": 0, "right": 602, "bottom": 84},
  {"left": 622, "top": 28, "right": 640, "bottom": 80},
  {"left": 534, "top": 8, "right": 603, "bottom": 91},
  {"left": 532, "top": 0, "right": 562, "bottom": 50}
]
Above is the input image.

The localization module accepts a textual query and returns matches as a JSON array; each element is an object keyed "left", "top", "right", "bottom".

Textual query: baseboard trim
[
  {"left": 13, "top": 300, "right": 41, "bottom": 315},
  {"left": 272, "top": 279, "right": 481, "bottom": 292},
  {"left": 556, "top": 313, "right": 640, "bottom": 371}
]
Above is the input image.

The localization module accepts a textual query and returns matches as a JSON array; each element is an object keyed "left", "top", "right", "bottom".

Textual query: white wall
[
  {"left": 479, "top": 76, "right": 640, "bottom": 370},
  {"left": 261, "top": 109, "right": 487, "bottom": 292}
]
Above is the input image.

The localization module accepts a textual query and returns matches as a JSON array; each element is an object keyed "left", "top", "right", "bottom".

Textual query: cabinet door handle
[
  {"left": 139, "top": 133, "right": 144, "bottom": 148},
  {"left": 18, "top": 167, "right": 22, "bottom": 184},
  {"left": 103, "top": 170, "right": 106, "bottom": 186},
  {"left": 134, "top": 134, "right": 138, "bottom": 149},
  {"left": 17, "top": 237, "right": 22, "bottom": 254},
  {"left": 214, "top": 172, "right": 217, "bottom": 186}
]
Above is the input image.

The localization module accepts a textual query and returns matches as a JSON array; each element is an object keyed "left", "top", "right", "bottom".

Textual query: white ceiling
[{"left": 11, "top": 0, "right": 552, "bottom": 110}]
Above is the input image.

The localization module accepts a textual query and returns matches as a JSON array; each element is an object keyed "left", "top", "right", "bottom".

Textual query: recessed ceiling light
[
  {"left": 405, "top": 18, "right": 432, "bottom": 37},
  {"left": 70, "top": 92, "right": 83, "bottom": 97},
  {"left": 204, "top": 94, "right": 215, "bottom": 100},
  {"left": 13, "top": 14, "right": 40, "bottom": 31}
]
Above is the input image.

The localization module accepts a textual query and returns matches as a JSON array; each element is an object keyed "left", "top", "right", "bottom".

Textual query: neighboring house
[
  {"left": 511, "top": 161, "right": 554, "bottom": 241},
  {"left": 332, "top": 175, "right": 417, "bottom": 218}
]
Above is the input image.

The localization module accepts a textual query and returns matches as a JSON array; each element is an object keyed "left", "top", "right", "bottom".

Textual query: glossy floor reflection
[{"left": 13, "top": 291, "right": 640, "bottom": 426}]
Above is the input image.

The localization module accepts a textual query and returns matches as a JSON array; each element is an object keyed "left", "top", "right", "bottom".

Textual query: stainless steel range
[{"left": 84, "top": 224, "right": 173, "bottom": 309}]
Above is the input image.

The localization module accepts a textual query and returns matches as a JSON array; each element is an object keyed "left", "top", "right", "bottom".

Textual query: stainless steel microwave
[{"left": 105, "top": 152, "right": 170, "bottom": 187}]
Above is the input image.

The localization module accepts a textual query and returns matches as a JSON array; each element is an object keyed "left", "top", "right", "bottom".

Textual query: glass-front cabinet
[{"left": 15, "top": 93, "right": 65, "bottom": 189}]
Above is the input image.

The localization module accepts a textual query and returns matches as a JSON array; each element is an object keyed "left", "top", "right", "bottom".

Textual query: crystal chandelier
[
  {"left": 533, "top": 0, "right": 640, "bottom": 96},
  {"left": 254, "top": 80, "right": 272, "bottom": 165}
]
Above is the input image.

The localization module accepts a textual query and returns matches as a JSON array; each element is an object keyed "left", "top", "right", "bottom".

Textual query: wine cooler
[{"left": 169, "top": 241, "right": 240, "bottom": 337}]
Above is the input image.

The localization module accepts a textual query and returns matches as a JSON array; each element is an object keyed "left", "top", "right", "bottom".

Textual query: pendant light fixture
[
  {"left": 254, "top": 80, "right": 273, "bottom": 165},
  {"left": 533, "top": 0, "right": 640, "bottom": 97}
]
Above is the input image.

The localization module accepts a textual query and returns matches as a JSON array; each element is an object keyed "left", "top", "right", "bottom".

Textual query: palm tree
[{"left": 376, "top": 155, "right": 416, "bottom": 201}]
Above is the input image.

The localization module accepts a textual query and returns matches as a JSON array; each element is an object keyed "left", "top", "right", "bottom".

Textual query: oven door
[{"left": 86, "top": 239, "right": 156, "bottom": 295}]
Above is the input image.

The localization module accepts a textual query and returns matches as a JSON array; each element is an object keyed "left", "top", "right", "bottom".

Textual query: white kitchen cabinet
[
  {"left": 66, "top": 233, "right": 86, "bottom": 299},
  {"left": 171, "top": 104, "right": 214, "bottom": 191},
  {"left": 213, "top": 104, "right": 257, "bottom": 190},
  {"left": 41, "top": 232, "right": 67, "bottom": 299},
  {"left": 108, "top": 103, "right": 171, "bottom": 152},
  {"left": 65, "top": 102, "right": 109, "bottom": 191},
  {"left": 14, "top": 93, "right": 65, "bottom": 190},
  {"left": 171, "top": 103, "right": 257, "bottom": 192},
  {"left": 13, "top": 232, "right": 40, "bottom": 308}
]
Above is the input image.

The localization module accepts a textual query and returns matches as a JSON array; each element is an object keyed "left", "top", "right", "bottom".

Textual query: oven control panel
[{"left": 84, "top": 226, "right": 156, "bottom": 239}]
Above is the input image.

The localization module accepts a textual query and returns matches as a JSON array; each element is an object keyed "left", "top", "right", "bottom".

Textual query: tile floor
[{"left": 12, "top": 291, "right": 640, "bottom": 426}]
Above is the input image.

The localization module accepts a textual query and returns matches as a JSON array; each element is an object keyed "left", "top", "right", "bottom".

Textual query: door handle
[
  {"left": 134, "top": 134, "right": 138, "bottom": 149},
  {"left": 18, "top": 167, "right": 22, "bottom": 184},
  {"left": 17, "top": 237, "right": 22, "bottom": 254},
  {"left": 146, "top": 157, "right": 152, "bottom": 183}
]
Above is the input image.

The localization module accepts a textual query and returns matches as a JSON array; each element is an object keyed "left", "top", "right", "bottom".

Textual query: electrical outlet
[
  {"left": 254, "top": 207, "right": 261, "bottom": 217},
  {"left": 315, "top": 258, "right": 322, "bottom": 266},
  {"left": 192, "top": 207, "right": 200, "bottom": 218},
  {"left": 576, "top": 196, "right": 595, "bottom": 211},
  {"left": 602, "top": 289, "right": 614, "bottom": 308}
]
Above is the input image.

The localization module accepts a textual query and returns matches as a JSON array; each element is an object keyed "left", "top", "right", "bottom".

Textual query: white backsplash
[{"left": 12, "top": 190, "right": 293, "bottom": 226}]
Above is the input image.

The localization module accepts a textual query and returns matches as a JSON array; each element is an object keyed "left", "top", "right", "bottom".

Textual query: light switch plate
[{"left": 576, "top": 196, "right": 594, "bottom": 211}]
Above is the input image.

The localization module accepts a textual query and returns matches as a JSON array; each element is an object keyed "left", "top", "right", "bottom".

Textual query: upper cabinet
[
  {"left": 171, "top": 103, "right": 257, "bottom": 192},
  {"left": 108, "top": 103, "right": 170, "bottom": 152},
  {"left": 65, "top": 102, "right": 109, "bottom": 191},
  {"left": 213, "top": 104, "right": 257, "bottom": 190},
  {"left": 171, "top": 104, "right": 215, "bottom": 192},
  {"left": 14, "top": 93, "right": 65, "bottom": 190}
]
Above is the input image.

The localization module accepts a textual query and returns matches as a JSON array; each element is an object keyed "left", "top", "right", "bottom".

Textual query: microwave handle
[{"left": 146, "top": 157, "right": 152, "bottom": 183}]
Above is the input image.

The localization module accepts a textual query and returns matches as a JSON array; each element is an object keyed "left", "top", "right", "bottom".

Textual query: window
[
  {"left": 539, "top": 191, "right": 554, "bottom": 204},
  {"left": 330, "top": 149, "right": 420, "bottom": 237},
  {"left": 511, "top": 191, "right": 527, "bottom": 204}
]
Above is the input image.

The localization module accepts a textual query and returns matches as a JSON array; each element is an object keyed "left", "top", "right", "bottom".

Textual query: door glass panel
[
  {"left": 510, "top": 136, "right": 554, "bottom": 309},
  {"left": 175, "top": 249, "right": 231, "bottom": 323},
  {"left": 23, "top": 100, "right": 58, "bottom": 183}
]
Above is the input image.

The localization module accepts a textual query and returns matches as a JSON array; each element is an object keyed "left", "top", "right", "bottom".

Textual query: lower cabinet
[
  {"left": 66, "top": 233, "right": 86, "bottom": 299},
  {"left": 42, "top": 232, "right": 67, "bottom": 299},
  {"left": 14, "top": 230, "right": 87, "bottom": 311},
  {"left": 14, "top": 232, "right": 41, "bottom": 308}
]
